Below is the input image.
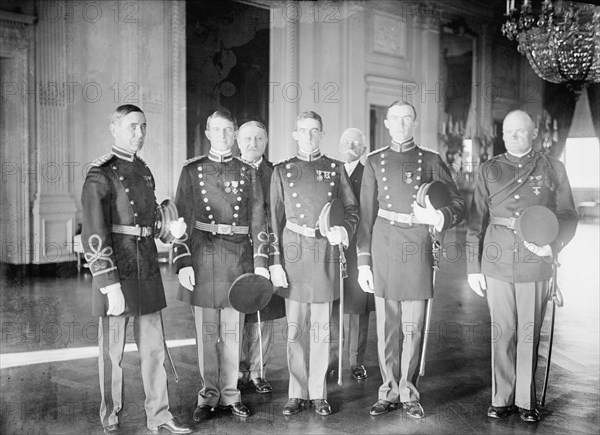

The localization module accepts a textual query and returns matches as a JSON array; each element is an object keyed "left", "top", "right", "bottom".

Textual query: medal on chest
[
  {"left": 315, "top": 169, "right": 333, "bottom": 181},
  {"left": 405, "top": 171, "right": 414, "bottom": 184}
]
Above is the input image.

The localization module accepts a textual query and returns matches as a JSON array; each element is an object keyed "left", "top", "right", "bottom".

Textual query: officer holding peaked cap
[
  {"left": 270, "top": 111, "right": 359, "bottom": 417},
  {"left": 356, "top": 101, "right": 465, "bottom": 419},
  {"left": 467, "top": 110, "right": 578, "bottom": 422}
]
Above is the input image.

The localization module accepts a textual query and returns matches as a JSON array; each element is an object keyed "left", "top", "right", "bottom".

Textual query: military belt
[
  {"left": 377, "top": 209, "right": 426, "bottom": 225},
  {"left": 490, "top": 216, "right": 517, "bottom": 229},
  {"left": 111, "top": 224, "right": 154, "bottom": 237},
  {"left": 285, "top": 221, "right": 317, "bottom": 237},
  {"left": 195, "top": 221, "right": 249, "bottom": 235}
]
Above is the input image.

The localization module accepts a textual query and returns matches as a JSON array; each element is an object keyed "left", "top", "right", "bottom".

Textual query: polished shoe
[
  {"left": 282, "top": 398, "right": 307, "bottom": 416},
  {"left": 487, "top": 405, "right": 514, "bottom": 419},
  {"left": 193, "top": 404, "right": 213, "bottom": 422},
  {"left": 519, "top": 408, "right": 540, "bottom": 422},
  {"left": 403, "top": 401, "right": 425, "bottom": 419},
  {"left": 369, "top": 400, "right": 399, "bottom": 416},
  {"left": 252, "top": 377, "right": 272, "bottom": 394},
  {"left": 148, "top": 419, "right": 192, "bottom": 434},
  {"left": 237, "top": 378, "right": 249, "bottom": 390},
  {"left": 351, "top": 365, "right": 367, "bottom": 380},
  {"left": 312, "top": 399, "right": 332, "bottom": 416},
  {"left": 228, "top": 402, "right": 250, "bottom": 417},
  {"left": 103, "top": 423, "right": 120, "bottom": 434}
]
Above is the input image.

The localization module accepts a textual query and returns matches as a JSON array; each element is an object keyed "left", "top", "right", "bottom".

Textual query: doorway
[{"left": 186, "top": 0, "right": 270, "bottom": 158}]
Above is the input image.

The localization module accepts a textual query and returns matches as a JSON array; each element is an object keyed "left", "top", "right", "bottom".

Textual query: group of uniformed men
[{"left": 81, "top": 103, "right": 577, "bottom": 433}]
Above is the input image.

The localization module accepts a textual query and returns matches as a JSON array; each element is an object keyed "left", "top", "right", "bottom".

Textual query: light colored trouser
[
  {"left": 329, "top": 304, "right": 370, "bottom": 366},
  {"left": 193, "top": 306, "right": 244, "bottom": 407},
  {"left": 375, "top": 296, "right": 426, "bottom": 403},
  {"left": 240, "top": 319, "right": 274, "bottom": 381},
  {"left": 486, "top": 277, "right": 549, "bottom": 410},
  {"left": 285, "top": 299, "right": 332, "bottom": 400},
  {"left": 98, "top": 312, "right": 172, "bottom": 429}
]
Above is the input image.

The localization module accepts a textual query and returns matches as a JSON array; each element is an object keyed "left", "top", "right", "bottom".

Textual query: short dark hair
[
  {"left": 206, "top": 109, "right": 238, "bottom": 130},
  {"left": 296, "top": 111, "right": 323, "bottom": 131},
  {"left": 387, "top": 101, "right": 417, "bottom": 121},
  {"left": 111, "top": 104, "right": 144, "bottom": 124}
]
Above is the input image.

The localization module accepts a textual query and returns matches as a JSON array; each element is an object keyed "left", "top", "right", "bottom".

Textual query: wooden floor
[{"left": 1, "top": 222, "right": 598, "bottom": 434}]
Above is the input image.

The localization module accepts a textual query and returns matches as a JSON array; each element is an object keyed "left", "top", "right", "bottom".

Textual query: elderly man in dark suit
[
  {"left": 173, "top": 109, "right": 268, "bottom": 421},
  {"left": 356, "top": 101, "right": 465, "bottom": 419},
  {"left": 270, "top": 111, "right": 359, "bottom": 416},
  {"left": 81, "top": 104, "right": 190, "bottom": 434},
  {"left": 236, "top": 121, "right": 286, "bottom": 394},
  {"left": 467, "top": 109, "right": 578, "bottom": 422},
  {"left": 329, "top": 128, "right": 374, "bottom": 381}
]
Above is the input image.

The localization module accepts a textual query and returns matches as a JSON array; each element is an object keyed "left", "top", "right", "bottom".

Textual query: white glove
[
  {"left": 524, "top": 241, "right": 553, "bottom": 257},
  {"left": 101, "top": 283, "right": 126, "bottom": 316},
  {"left": 269, "top": 264, "right": 289, "bottom": 288},
  {"left": 178, "top": 266, "right": 195, "bottom": 291},
  {"left": 169, "top": 217, "right": 187, "bottom": 239},
  {"left": 412, "top": 196, "right": 444, "bottom": 229},
  {"left": 467, "top": 273, "right": 487, "bottom": 297},
  {"left": 326, "top": 225, "right": 349, "bottom": 247},
  {"left": 255, "top": 267, "right": 270, "bottom": 280},
  {"left": 358, "top": 266, "right": 374, "bottom": 293}
]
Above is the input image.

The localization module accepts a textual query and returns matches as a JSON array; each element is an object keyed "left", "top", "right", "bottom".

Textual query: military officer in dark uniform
[
  {"left": 236, "top": 121, "right": 286, "bottom": 394},
  {"left": 81, "top": 104, "right": 190, "bottom": 434},
  {"left": 467, "top": 110, "right": 578, "bottom": 422},
  {"left": 356, "top": 101, "right": 465, "bottom": 419},
  {"left": 270, "top": 111, "right": 359, "bottom": 416},
  {"left": 172, "top": 109, "right": 268, "bottom": 421},
  {"left": 329, "top": 128, "right": 374, "bottom": 381}
]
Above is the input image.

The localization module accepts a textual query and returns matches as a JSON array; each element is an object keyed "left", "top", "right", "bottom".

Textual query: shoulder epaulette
[
  {"left": 416, "top": 145, "right": 439, "bottom": 155},
  {"left": 90, "top": 153, "right": 115, "bottom": 167},
  {"left": 136, "top": 155, "right": 148, "bottom": 166},
  {"left": 183, "top": 155, "right": 205, "bottom": 166},
  {"left": 273, "top": 156, "right": 296, "bottom": 166},
  {"left": 324, "top": 154, "right": 344, "bottom": 164},
  {"left": 367, "top": 146, "right": 389, "bottom": 157}
]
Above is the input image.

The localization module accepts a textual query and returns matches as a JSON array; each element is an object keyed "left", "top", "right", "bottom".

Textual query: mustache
[{"left": 343, "top": 149, "right": 359, "bottom": 157}]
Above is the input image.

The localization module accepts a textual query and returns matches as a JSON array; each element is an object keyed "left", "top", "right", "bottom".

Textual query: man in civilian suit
[
  {"left": 329, "top": 128, "right": 375, "bottom": 381},
  {"left": 236, "top": 121, "right": 286, "bottom": 394}
]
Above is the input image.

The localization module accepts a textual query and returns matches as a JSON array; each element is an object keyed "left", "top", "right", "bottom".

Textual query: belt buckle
[
  {"left": 141, "top": 227, "right": 153, "bottom": 237},
  {"left": 218, "top": 224, "right": 234, "bottom": 235},
  {"left": 507, "top": 217, "right": 516, "bottom": 229},
  {"left": 407, "top": 213, "right": 414, "bottom": 226}
]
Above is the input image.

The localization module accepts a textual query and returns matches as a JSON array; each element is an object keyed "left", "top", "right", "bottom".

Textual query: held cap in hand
[
  {"left": 416, "top": 181, "right": 452, "bottom": 209},
  {"left": 516, "top": 205, "right": 559, "bottom": 246},
  {"left": 317, "top": 198, "right": 345, "bottom": 237},
  {"left": 155, "top": 199, "right": 179, "bottom": 243},
  {"left": 228, "top": 273, "right": 274, "bottom": 314}
]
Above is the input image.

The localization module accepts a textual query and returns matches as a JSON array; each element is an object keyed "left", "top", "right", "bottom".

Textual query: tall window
[{"left": 561, "top": 137, "right": 600, "bottom": 188}]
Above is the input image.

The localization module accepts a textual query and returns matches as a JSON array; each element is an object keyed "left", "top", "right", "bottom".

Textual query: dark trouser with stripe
[
  {"left": 375, "top": 296, "right": 425, "bottom": 403},
  {"left": 98, "top": 312, "right": 172, "bottom": 429},
  {"left": 486, "top": 277, "right": 549, "bottom": 410},
  {"left": 329, "top": 301, "right": 370, "bottom": 367}
]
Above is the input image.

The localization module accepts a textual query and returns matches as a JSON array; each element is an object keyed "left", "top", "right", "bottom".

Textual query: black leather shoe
[
  {"left": 312, "top": 399, "right": 332, "bottom": 416},
  {"left": 193, "top": 404, "right": 213, "bottom": 422},
  {"left": 282, "top": 398, "right": 307, "bottom": 416},
  {"left": 403, "top": 401, "right": 425, "bottom": 419},
  {"left": 237, "top": 378, "right": 249, "bottom": 390},
  {"left": 487, "top": 405, "right": 514, "bottom": 419},
  {"left": 252, "top": 377, "right": 272, "bottom": 393},
  {"left": 148, "top": 419, "right": 192, "bottom": 434},
  {"left": 351, "top": 365, "right": 367, "bottom": 380},
  {"left": 370, "top": 400, "right": 398, "bottom": 416},
  {"left": 519, "top": 408, "right": 540, "bottom": 422},
  {"left": 103, "top": 423, "right": 120, "bottom": 434},
  {"left": 229, "top": 402, "right": 250, "bottom": 417}
]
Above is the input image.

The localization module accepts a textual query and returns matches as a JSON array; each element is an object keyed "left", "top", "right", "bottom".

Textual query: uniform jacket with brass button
[
  {"left": 466, "top": 150, "right": 578, "bottom": 282},
  {"left": 82, "top": 152, "right": 166, "bottom": 317},
  {"left": 245, "top": 157, "right": 285, "bottom": 323},
  {"left": 270, "top": 151, "right": 359, "bottom": 303},
  {"left": 173, "top": 152, "right": 267, "bottom": 308},
  {"left": 356, "top": 140, "right": 466, "bottom": 301}
]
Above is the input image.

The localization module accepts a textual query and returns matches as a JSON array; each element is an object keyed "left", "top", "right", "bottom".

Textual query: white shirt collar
[{"left": 344, "top": 159, "right": 360, "bottom": 175}]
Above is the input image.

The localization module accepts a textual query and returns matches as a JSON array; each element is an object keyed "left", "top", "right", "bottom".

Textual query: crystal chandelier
[{"left": 501, "top": 0, "right": 600, "bottom": 92}]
